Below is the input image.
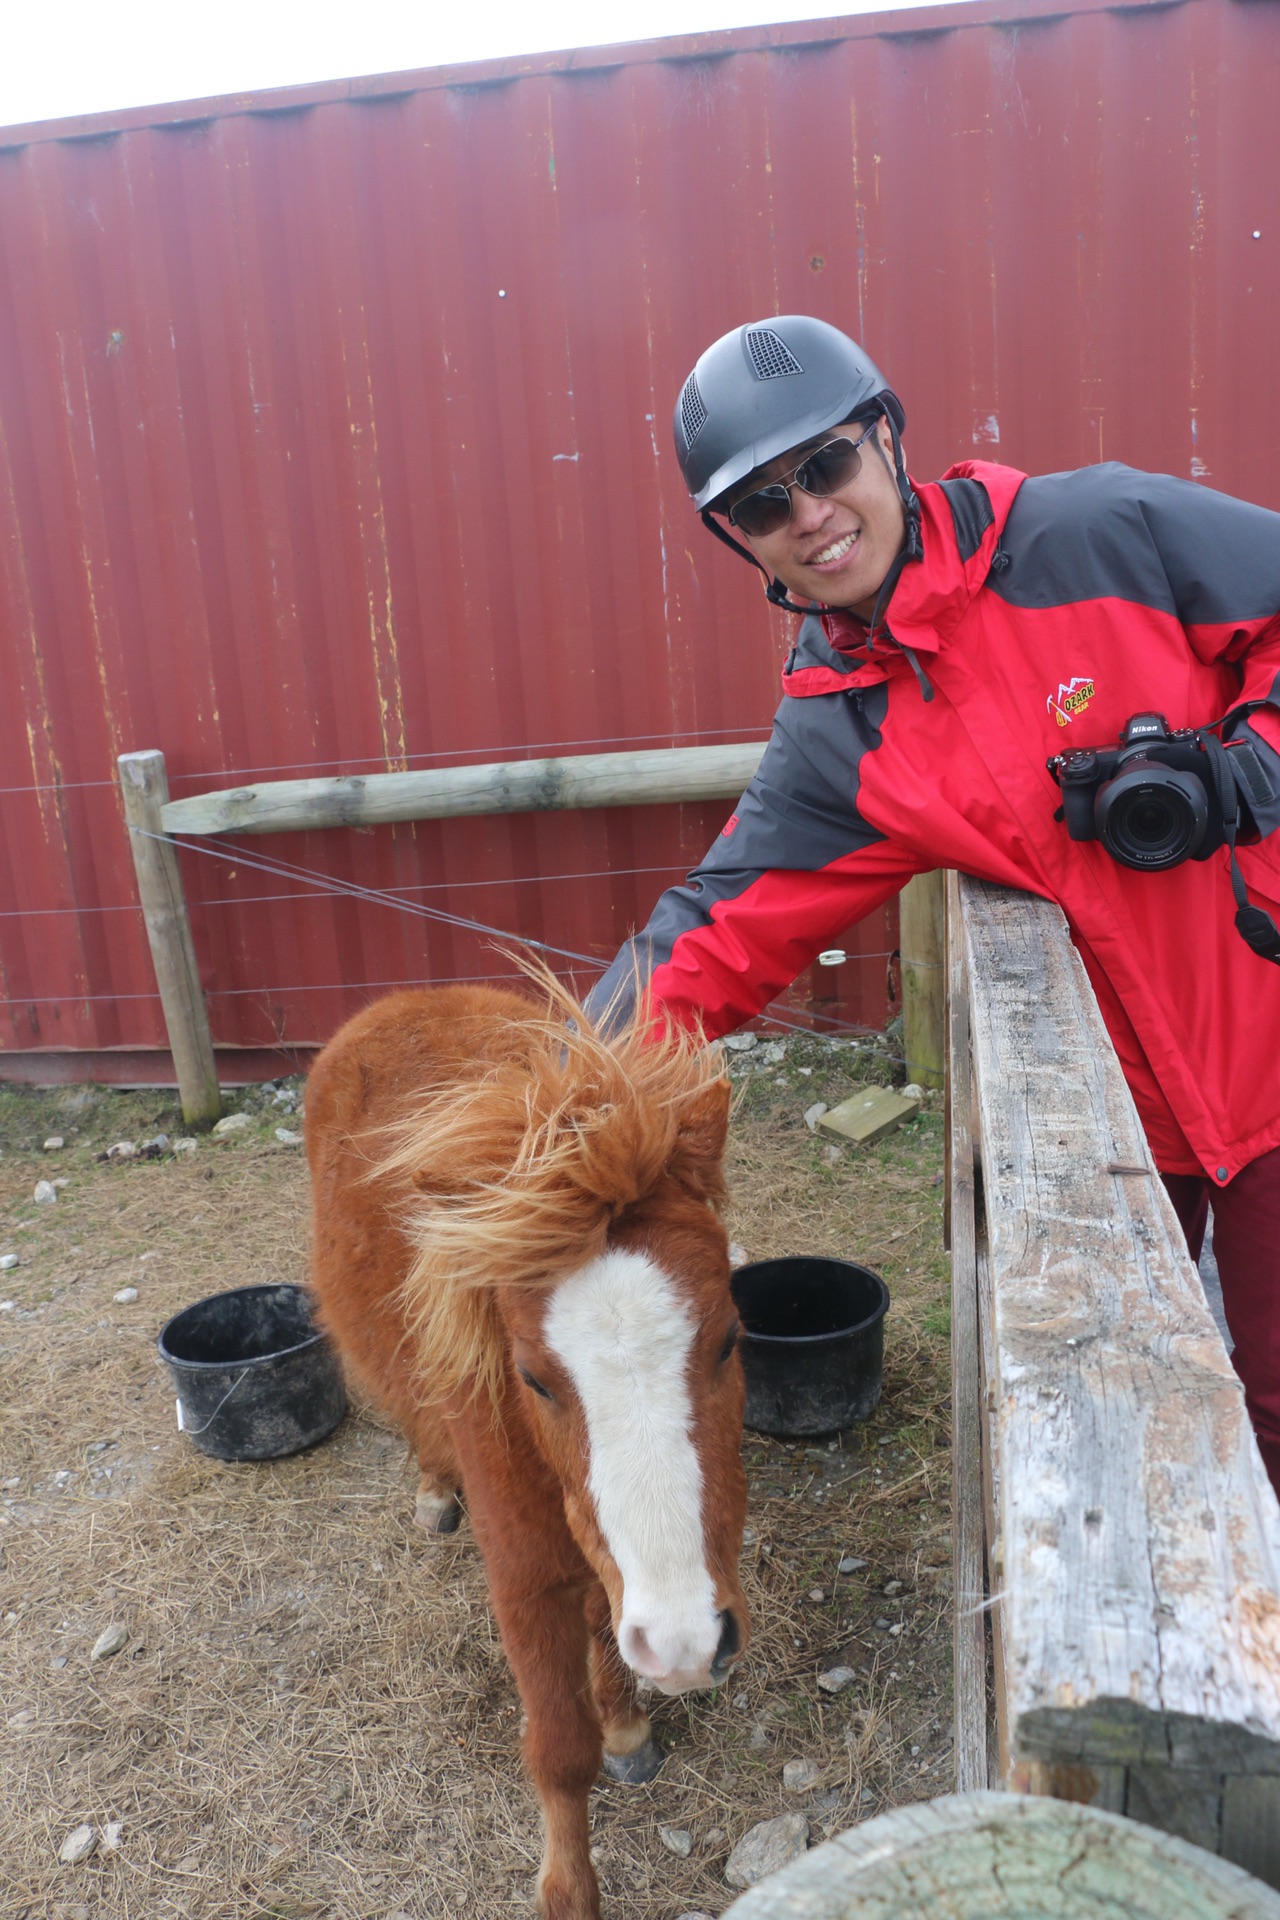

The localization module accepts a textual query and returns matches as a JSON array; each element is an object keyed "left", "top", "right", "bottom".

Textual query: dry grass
[{"left": 0, "top": 1048, "right": 953, "bottom": 1920}]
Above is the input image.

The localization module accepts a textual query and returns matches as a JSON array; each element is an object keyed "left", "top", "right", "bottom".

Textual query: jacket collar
[{"left": 782, "top": 460, "right": 1025, "bottom": 698}]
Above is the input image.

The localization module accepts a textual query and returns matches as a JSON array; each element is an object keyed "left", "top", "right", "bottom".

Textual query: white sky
[{"left": 3, "top": 0, "right": 946, "bottom": 131}]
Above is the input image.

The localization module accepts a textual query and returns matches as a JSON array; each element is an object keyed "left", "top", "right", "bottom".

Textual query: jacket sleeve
[{"left": 585, "top": 690, "right": 927, "bottom": 1038}]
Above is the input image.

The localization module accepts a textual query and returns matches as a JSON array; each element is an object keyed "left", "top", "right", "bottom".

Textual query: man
[{"left": 587, "top": 314, "right": 1280, "bottom": 1494}]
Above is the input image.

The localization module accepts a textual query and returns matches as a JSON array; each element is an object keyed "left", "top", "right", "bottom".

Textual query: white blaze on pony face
[{"left": 543, "top": 1248, "right": 723, "bottom": 1693}]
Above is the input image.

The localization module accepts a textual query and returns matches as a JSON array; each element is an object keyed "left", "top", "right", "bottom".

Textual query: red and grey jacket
[{"left": 587, "top": 461, "right": 1280, "bottom": 1185}]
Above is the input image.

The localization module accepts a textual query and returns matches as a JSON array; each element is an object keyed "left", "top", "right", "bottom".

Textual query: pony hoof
[
  {"left": 414, "top": 1492, "right": 463, "bottom": 1534},
  {"left": 602, "top": 1738, "right": 665, "bottom": 1785}
]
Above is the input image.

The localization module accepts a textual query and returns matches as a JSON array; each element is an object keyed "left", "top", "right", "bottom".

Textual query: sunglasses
[{"left": 725, "top": 422, "right": 880, "bottom": 539}]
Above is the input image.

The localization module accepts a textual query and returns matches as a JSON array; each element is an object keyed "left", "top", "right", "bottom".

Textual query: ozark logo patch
[{"left": 1048, "top": 676, "right": 1096, "bottom": 727}]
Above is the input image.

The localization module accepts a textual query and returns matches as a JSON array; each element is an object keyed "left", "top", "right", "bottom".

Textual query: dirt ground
[{"left": 0, "top": 1032, "right": 953, "bottom": 1920}]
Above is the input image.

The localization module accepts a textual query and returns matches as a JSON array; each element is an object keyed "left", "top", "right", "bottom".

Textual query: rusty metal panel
[{"left": 1, "top": 0, "right": 1277, "bottom": 1072}]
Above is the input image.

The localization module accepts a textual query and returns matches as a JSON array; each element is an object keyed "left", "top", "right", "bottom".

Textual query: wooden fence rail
[
  {"left": 119, "top": 741, "right": 766, "bottom": 1123},
  {"left": 948, "top": 872, "right": 1280, "bottom": 1887}
]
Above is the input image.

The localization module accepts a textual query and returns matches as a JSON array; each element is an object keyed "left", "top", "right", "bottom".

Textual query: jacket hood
[{"left": 782, "top": 460, "right": 1026, "bottom": 699}]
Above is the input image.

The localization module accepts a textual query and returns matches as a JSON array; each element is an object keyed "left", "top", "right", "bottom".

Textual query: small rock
[
  {"left": 723, "top": 1033, "right": 758, "bottom": 1052},
  {"left": 903, "top": 1083, "right": 925, "bottom": 1100},
  {"left": 172, "top": 1137, "right": 198, "bottom": 1155},
  {"left": 0, "top": 1253, "right": 18, "bottom": 1271},
  {"left": 102, "top": 1821, "right": 124, "bottom": 1851},
  {"left": 212, "top": 1112, "right": 250, "bottom": 1135},
  {"left": 105, "top": 1141, "right": 138, "bottom": 1160},
  {"left": 272, "top": 1087, "right": 296, "bottom": 1106},
  {"left": 741, "top": 1527, "right": 757, "bottom": 1546},
  {"left": 808, "top": 1588, "right": 825, "bottom": 1603},
  {"left": 884, "top": 1579, "right": 903, "bottom": 1595},
  {"left": 759, "top": 1041, "right": 787, "bottom": 1066},
  {"left": 728, "top": 1241, "right": 748, "bottom": 1266},
  {"left": 705, "top": 1828, "right": 727, "bottom": 1849},
  {"left": 838, "top": 1556, "right": 868, "bottom": 1575},
  {"left": 748, "top": 1722, "right": 771, "bottom": 1751},
  {"left": 50, "top": 1655, "right": 68, "bottom": 1669},
  {"left": 43, "top": 1136, "right": 65, "bottom": 1151},
  {"left": 822, "top": 1142, "right": 845, "bottom": 1166},
  {"left": 817, "top": 1666, "right": 857, "bottom": 1694},
  {"left": 724, "top": 1813, "right": 809, "bottom": 1889},
  {"left": 659, "top": 1826, "right": 693, "bottom": 1857},
  {"left": 113, "top": 1287, "right": 139, "bottom": 1305},
  {"left": 33, "top": 1180, "right": 57, "bottom": 1204},
  {"left": 90, "top": 1622, "right": 129, "bottom": 1660},
  {"left": 58, "top": 1824, "right": 98, "bottom": 1865},
  {"left": 888, "top": 1622, "right": 904, "bottom": 1636},
  {"left": 732, "top": 1691, "right": 749, "bottom": 1709},
  {"left": 875, "top": 1617, "right": 892, "bottom": 1629},
  {"left": 274, "top": 1128, "right": 304, "bottom": 1146},
  {"left": 676, "top": 1914, "right": 716, "bottom": 1920},
  {"left": 803, "top": 1102, "right": 828, "bottom": 1133},
  {"left": 782, "top": 1758, "right": 821, "bottom": 1793},
  {"left": 0, "top": 1301, "right": 14, "bottom": 1313},
  {"left": 7, "top": 1708, "right": 36, "bottom": 1729}
]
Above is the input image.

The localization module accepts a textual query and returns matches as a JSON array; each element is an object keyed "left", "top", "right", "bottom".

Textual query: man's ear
[{"left": 669, "top": 1076, "right": 732, "bottom": 1207}]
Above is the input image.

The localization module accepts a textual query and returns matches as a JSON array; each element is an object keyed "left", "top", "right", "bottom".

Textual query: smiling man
[{"left": 587, "top": 312, "right": 1280, "bottom": 1494}]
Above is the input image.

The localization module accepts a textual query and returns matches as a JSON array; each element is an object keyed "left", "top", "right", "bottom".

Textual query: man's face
[{"left": 726, "top": 416, "right": 906, "bottom": 618}]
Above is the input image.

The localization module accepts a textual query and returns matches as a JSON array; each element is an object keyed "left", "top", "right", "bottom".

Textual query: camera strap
[{"left": 1198, "top": 729, "right": 1280, "bottom": 965}]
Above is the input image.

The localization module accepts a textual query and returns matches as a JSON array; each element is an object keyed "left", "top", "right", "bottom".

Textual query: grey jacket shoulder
[{"left": 990, "top": 462, "right": 1280, "bottom": 624}]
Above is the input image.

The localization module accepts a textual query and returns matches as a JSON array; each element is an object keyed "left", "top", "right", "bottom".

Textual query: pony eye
[
  {"left": 518, "top": 1367, "right": 554, "bottom": 1401},
  {"left": 718, "top": 1325, "right": 740, "bottom": 1365}
]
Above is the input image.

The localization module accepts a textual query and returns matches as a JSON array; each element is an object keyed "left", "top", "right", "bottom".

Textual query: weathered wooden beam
[
  {"left": 720, "top": 1791, "right": 1280, "bottom": 1919},
  {"left": 960, "top": 875, "right": 1280, "bottom": 1876},
  {"left": 947, "top": 871, "right": 989, "bottom": 1793},
  {"left": 900, "top": 868, "right": 946, "bottom": 1088},
  {"left": 158, "top": 742, "right": 769, "bottom": 837},
  {"left": 117, "top": 751, "right": 221, "bottom": 1127}
]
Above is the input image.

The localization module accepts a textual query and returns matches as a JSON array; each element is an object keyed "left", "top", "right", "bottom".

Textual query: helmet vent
[
  {"left": 746, "top": 328, "right": 804, "bottom": 380},
  {"left": 679, "top": 372, "right": 708, "bottom": 448}
]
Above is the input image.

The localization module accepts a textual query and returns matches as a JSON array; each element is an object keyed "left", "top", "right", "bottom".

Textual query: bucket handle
[{"left": 179, "top": 1367, "right": 251, "bottom": 1437}]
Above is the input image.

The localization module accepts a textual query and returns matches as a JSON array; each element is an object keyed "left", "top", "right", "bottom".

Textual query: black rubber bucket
[
  {"left": 731, "top": 1257, "right": 890, "bottom": 1438},
  {"left": 158, "top": 1283, "right": 347, "bottom": 1461}
]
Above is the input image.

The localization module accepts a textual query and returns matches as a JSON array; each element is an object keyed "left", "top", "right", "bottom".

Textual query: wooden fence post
[
  {"left": 118, "top": 751, "right": 221, "bottom": 1127},
  {"left": 900, "top": 870, "right": 946, "bottom": 1088}
]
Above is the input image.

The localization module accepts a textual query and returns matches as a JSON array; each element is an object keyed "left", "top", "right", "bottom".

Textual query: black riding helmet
[{"left": 672, "top": 315, "right": 920, "bottom": 620}]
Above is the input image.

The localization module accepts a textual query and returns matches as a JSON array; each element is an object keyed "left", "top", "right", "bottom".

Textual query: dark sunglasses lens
[
  {"left": 796, "top": 437, "right": 862, "bottom": 496},
  {"left": 729, "top": 486, "right": 791, "bottom": 538}
]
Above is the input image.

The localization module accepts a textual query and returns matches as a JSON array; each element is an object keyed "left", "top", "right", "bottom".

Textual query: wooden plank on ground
[
  {"left": 818, "top": 1085, "right": 920, "bottom": 1145},
  {"left": 959, "top": 876, "right": 1280, "bottom": 1876}
]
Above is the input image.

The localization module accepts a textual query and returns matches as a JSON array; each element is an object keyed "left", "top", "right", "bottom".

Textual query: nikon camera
[{"left": 1048, "top": 712, "right": 1267, "bottom": 872}]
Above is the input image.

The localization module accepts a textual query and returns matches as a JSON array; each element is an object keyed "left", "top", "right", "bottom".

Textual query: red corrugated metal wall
[{"left": 1, "top": 0, "right": 1278, "bottom": 1076}]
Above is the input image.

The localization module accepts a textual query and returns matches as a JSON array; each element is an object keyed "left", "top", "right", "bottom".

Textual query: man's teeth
[{"left": 811, "top": 532, "right": 857, "bottom": 565}]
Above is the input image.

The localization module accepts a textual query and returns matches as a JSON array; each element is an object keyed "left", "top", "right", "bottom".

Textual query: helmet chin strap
[
  {"left": 699, "top": 510, "right": 819, "bottom": 615},
  {"left": 700, "top": 408, "right": 924, "bottom": 625}
]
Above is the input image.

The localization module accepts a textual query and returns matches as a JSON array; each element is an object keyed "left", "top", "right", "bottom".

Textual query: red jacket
[{"left": 589, "top": 462, "right": 1280, "bottom": 1184}]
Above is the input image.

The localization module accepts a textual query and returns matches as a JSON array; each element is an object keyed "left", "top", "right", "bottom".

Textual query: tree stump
[{"left": 721, "top": 1791, "right": 1280, "bottom": 1918}]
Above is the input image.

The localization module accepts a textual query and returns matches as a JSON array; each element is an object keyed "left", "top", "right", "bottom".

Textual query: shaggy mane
[{"left": 371, "top": 963, "right": 729, "bottom": 1408}]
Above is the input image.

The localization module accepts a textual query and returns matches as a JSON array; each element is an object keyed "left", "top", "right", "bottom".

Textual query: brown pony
[{"left": 305, "top": 976, "right": 749, "bottom": 1920}]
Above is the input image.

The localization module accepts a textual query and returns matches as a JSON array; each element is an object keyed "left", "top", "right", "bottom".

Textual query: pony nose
[{"left": 709, "top": 1608, "right": 742, "bottom": 1684}]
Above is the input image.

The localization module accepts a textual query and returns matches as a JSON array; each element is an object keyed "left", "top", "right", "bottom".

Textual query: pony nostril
[
  {"left": 621, "top": 1621, "right": 660, "bottom": 1676},
  {"left": 710, "top": 1609, "right": 741, "bottom": 1679}
]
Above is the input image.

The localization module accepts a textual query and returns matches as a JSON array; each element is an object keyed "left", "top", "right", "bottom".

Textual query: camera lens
[{"left": 1094, "top": 763, "right": 1208, "bottom": 870}]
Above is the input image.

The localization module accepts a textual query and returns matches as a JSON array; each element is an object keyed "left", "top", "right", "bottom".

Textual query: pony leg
[
  {"left": 490, "top": 1577, "right": 603, "bottom": 1920},
  {"left": 585, "top": 1584, "right": 664, "bottom": 1785},
  {"left": 413, "top": 1469, "right": 463, "bottom": 1534}
]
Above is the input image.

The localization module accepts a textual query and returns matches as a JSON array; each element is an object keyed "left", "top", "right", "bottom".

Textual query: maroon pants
[{"left": 1162, "top": 1142, "right": 1280, "bottom": 1500}]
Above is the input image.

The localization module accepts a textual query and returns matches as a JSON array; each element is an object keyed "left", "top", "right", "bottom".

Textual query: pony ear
[{"left": 669, "top": 1076, "right": 731, "bottom": 1204}]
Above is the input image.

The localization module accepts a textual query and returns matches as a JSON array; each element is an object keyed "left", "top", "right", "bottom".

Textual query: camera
[{"left": 1048, "top": 712, "right": 1229, "bottom": 871}]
